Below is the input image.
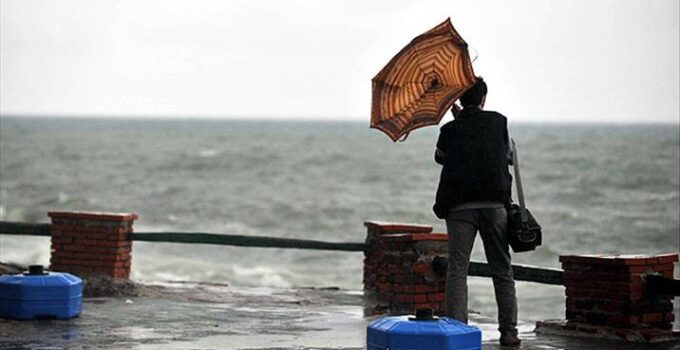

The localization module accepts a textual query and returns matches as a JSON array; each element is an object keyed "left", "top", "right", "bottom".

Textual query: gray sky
[{"left": 1, "top": 0, "right": 678, "bottom": 122}]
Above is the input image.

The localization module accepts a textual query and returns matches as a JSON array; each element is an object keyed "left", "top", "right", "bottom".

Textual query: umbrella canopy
[{"left": 371, "top": 18, "right": 477, "bottom": 142}]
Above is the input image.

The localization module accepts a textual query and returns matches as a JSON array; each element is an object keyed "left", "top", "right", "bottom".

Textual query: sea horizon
[{"left": 1, "top": 113, "right": 679, "bottom": 126}]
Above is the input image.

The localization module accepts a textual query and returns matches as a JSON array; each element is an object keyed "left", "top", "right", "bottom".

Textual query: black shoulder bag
[{"left": 507, "top": 139, "right": 542, "bottom": 252}]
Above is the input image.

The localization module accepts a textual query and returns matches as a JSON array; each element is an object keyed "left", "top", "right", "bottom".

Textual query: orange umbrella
[{"left": 371, "top": 18, "right": 477, "bottom": 142}]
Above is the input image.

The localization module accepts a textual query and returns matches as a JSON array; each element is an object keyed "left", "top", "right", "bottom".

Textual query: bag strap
[{"left": 511, "top": 139, "right": 529, "bottom": 223}]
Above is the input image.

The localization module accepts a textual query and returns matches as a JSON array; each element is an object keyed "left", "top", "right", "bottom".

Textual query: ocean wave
[
  {"left": 1, "top": 120, "right": 678, "bottom": 297},
  {"left": 0, "top": 205, "right": 46, "bottom": 223},
  {"left": 198, "top": 149, "right": 220, "bottom": 158},
  {"left": 130, "top": 253, "right": 297, "bottom": 289}
]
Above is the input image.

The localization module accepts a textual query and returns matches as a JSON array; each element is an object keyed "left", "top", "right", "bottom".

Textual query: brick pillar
[
  {"left": 49, "top": 211, "right": 138, "bottom": 279},
  {"left": 364, "top": 221, "right": 448, "bottom": 315},
  {"left": 560, "top": 253, "right": 678, "bottom": 331}
]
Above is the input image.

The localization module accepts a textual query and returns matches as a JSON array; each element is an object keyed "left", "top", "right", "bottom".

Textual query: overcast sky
[{"left": 1, "top": 0, "right": 678, "bottom": 122}]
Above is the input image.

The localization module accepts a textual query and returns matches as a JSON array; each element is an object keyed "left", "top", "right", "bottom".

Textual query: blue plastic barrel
[
  {"left": 367, "top": 309, "right": 481, "bottom": 350},
  {"left": 0, "top": 265, "right": 82, "bottom": 320}
]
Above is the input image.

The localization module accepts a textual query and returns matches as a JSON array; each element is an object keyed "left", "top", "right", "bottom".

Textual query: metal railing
[{"left": 0, "top": 220, "right": 563, "bottom": 285}]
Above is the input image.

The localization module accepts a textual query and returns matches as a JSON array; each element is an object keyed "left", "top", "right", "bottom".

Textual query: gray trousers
[{"left": 445, "top": 208, "right": 518, "bottom": 331}]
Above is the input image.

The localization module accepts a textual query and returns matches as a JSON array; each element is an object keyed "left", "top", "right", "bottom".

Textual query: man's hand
[
  {"left": 450, "top": 104, "right": 461, "bottom": 118},
  {"left": 435, "top": 148, "right": 446, "bottom": 165}
]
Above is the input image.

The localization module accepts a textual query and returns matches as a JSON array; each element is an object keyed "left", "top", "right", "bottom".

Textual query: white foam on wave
[
  {"left": 132, "top": 262, "right": 296, "bottom": 289},
  {"left": 199, "top": 149, "right": 220, "bottom": 158},
  {"left": 130, "top": 243, "right": 298, "bottom": 289},
  {"left": 0, "top": 235, "right": 50, "bottom": 266},
  {"left": 58, "top": 191, "right": 70, "bottom": 204},
  {"left": 230, "top": 265, "right": 293, "bottom": 288},
  {"left": 0, "top": 206, "right": 28, "bottom": 222}
]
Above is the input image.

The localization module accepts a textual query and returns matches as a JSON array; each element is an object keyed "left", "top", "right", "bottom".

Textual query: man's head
[{"left": 459, "top": 77, "right": 487, "bottom": 108}]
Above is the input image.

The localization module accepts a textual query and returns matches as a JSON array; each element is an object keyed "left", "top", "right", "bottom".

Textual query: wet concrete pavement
[{"left": 0, "top": 282, "right": 677, "bottom": 349}]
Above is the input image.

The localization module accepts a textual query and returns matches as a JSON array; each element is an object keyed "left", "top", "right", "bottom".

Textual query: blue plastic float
[
  {"left": 0, "top": 265, "right": 82, "bottom": 320},
  {"left": 367, "top": 309, "right": 481, "bottom": 350}
]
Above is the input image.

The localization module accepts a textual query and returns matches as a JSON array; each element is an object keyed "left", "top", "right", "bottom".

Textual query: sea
[{"left": 1, "top": 116, "right": 678, "bottom": 323}]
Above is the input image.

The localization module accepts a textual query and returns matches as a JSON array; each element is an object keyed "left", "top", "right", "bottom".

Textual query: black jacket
[{"left": 433, "top": 106, "right": 513, "bottom": 219}]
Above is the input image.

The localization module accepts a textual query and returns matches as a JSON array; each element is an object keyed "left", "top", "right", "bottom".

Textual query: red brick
[
  {"left": 565, "top": 288, "right": 608, "bottom": 299},
  {"left": 50, "top": 224, "right": 78, "bottom": 232},
  {"left": 601, "top": 301, "right": 629, "bottom": 314},
  {"left": 94, "top": 240, "right": 132, "bottom": 248},
  {"left": 656, "top": 253, "right": 679, "bottom": 264},
  {"left": 77, "top": 259, "right": 103, "bottom": 267},
  {"left": 411, "top": 263, "right": 431, "bottom": 274},
  {"left": 411, "top": 284, "right": 441, "bottom": 294},
  {"left": 111, "top": 268, "right": 130, "bottom": 279},
  {"left": 105, "top": 246, "right": 132, "bottom": 254},
  {"left": 75, "top": 239, "right": 97, "bottom": 246},
  {"left": 385, "top": 265, "right": 401, "bottom": 274},
  {"left": 566, "top": 298, "right": 600, "bottom": 312},
  {"left": 50, "top": 228, "right": 65, "bottom": 237},
  {"left": 51, "top": 236, "right": 73, "bottom": 244},
  {"left": 642, "top": 313, "right": 664, "bottom": 323},
  {"left": 565, "top": 288, "right": 642, "bottom": 302},
  {"left": 77, "top": 231, "right": 128, "bottom": 241},
  {"left": 51, "top": 251, "right": 77, "bottom": 259},
  {"left": 97, "top": 260, "right": 131, "bottom": 268},
  {"left": 50, "top": 257, "right": 83, "bottom": 266},
  {"left": 76, "top": 232, "right": 103, "bottom": 245},
  {"left": 383, "top": 233, "right": 447, "bottom": 243},
  {"left": 95, "top": 226, "right": 132, "bottom": 235},
  {"left": 650, "top": 263, "right": 674, "bottom": 273},
  {"left": 51, "top": 228, "right": 91, "bottom": 237},
  {"left": 364, "top": 221, "right": 433, "bottom": 234},
  {"left": 592, "top": 281, "right": 643, "bottom": 293},
  {"left": 560, "top": 255, "right": 605, "bottom": 264},
  {"left": 562, "top": 271, "right": 586, "bottom": 282},
  {"left": 611, "top": 255, "right": 653, "bottom": 266},
  {"left": 70, "top": 252, "right": 123, "bottom": 261},
  {"left": 560, "top": 254, "right": 649, "bottom": 266},
  {"left": 627, "top": 265, "right": 652, "bottom": 273},
  {"left": 608, "top": 315, "right": 639, "bottom": 326},
  {"left": 561, "top": 263, "right": 594, "bottom": 271},
  {"left": 395, "top": 294, "right": 428, "bottom": 303},
  {"left": 62, "top": 244, "right": 87, "bottom": 252},
  {"left": 645, "top": 257, "right": 660, "bottom": 264},
  {"left": 428, "top": 293, "right": 446, "bottom": 302},
  {"left": 115, "top": 260, "right": 131, "bottom": 268},
  {"left": 75, "top": 245, "right": 109, "bottom": 253},
  {"left": 48, "top": 211, "right": 138, "bottom": 222},
  {"left": 613, "top": 291, "right": 642, "bottom": 302},
  {"left": 590, "top": 271, "right": 642, "bottom": 283}
]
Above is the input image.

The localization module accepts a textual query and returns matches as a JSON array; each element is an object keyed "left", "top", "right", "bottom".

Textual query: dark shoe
[{"left": 499, "top": 329, "right": 521, "bottom": 347}]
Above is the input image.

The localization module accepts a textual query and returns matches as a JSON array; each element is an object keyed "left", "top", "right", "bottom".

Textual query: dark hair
[{"left": 459, "top": 77, "right": 487, "bottom": 107}]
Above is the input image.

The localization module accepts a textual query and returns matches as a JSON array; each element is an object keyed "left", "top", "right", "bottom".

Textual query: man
[{"left": 433, "top": 77, "right": 520, "bottom": 347}]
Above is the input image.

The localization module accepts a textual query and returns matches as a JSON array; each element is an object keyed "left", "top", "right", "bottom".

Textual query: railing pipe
[
  {"left": 131, "top": 232, "right": 366, "bottom": 252},
  {"left": 0, "top": 220, "right": 564, "bottom": 285}
]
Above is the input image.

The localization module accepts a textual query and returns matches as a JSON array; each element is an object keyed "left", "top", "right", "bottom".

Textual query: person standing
[{"left": 433, "top": 77, "right": 520, "bottom": 347}]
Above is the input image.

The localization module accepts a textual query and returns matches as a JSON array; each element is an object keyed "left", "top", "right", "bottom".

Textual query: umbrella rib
[
  {"left": 400, "top": 81, "right": 467, "bottom": 87},
  {"left": 410, "top": 46, "right": 430, "bottom": 78},
  {"left": 393, "top": 85, "right": 427, "bottom": 115}
]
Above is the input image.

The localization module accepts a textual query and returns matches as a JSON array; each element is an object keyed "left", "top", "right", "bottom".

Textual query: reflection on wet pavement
[{"left": 0, "top": 283, "right": 677, "bottom": 350}]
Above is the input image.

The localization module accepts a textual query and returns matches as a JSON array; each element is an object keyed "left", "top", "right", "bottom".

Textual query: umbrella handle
[
  {"left": 398, "top": 132, "right": 411, "bottom": 142},
  {"left": 470, "top": 46, "right": 479, "bottom": 63}
]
